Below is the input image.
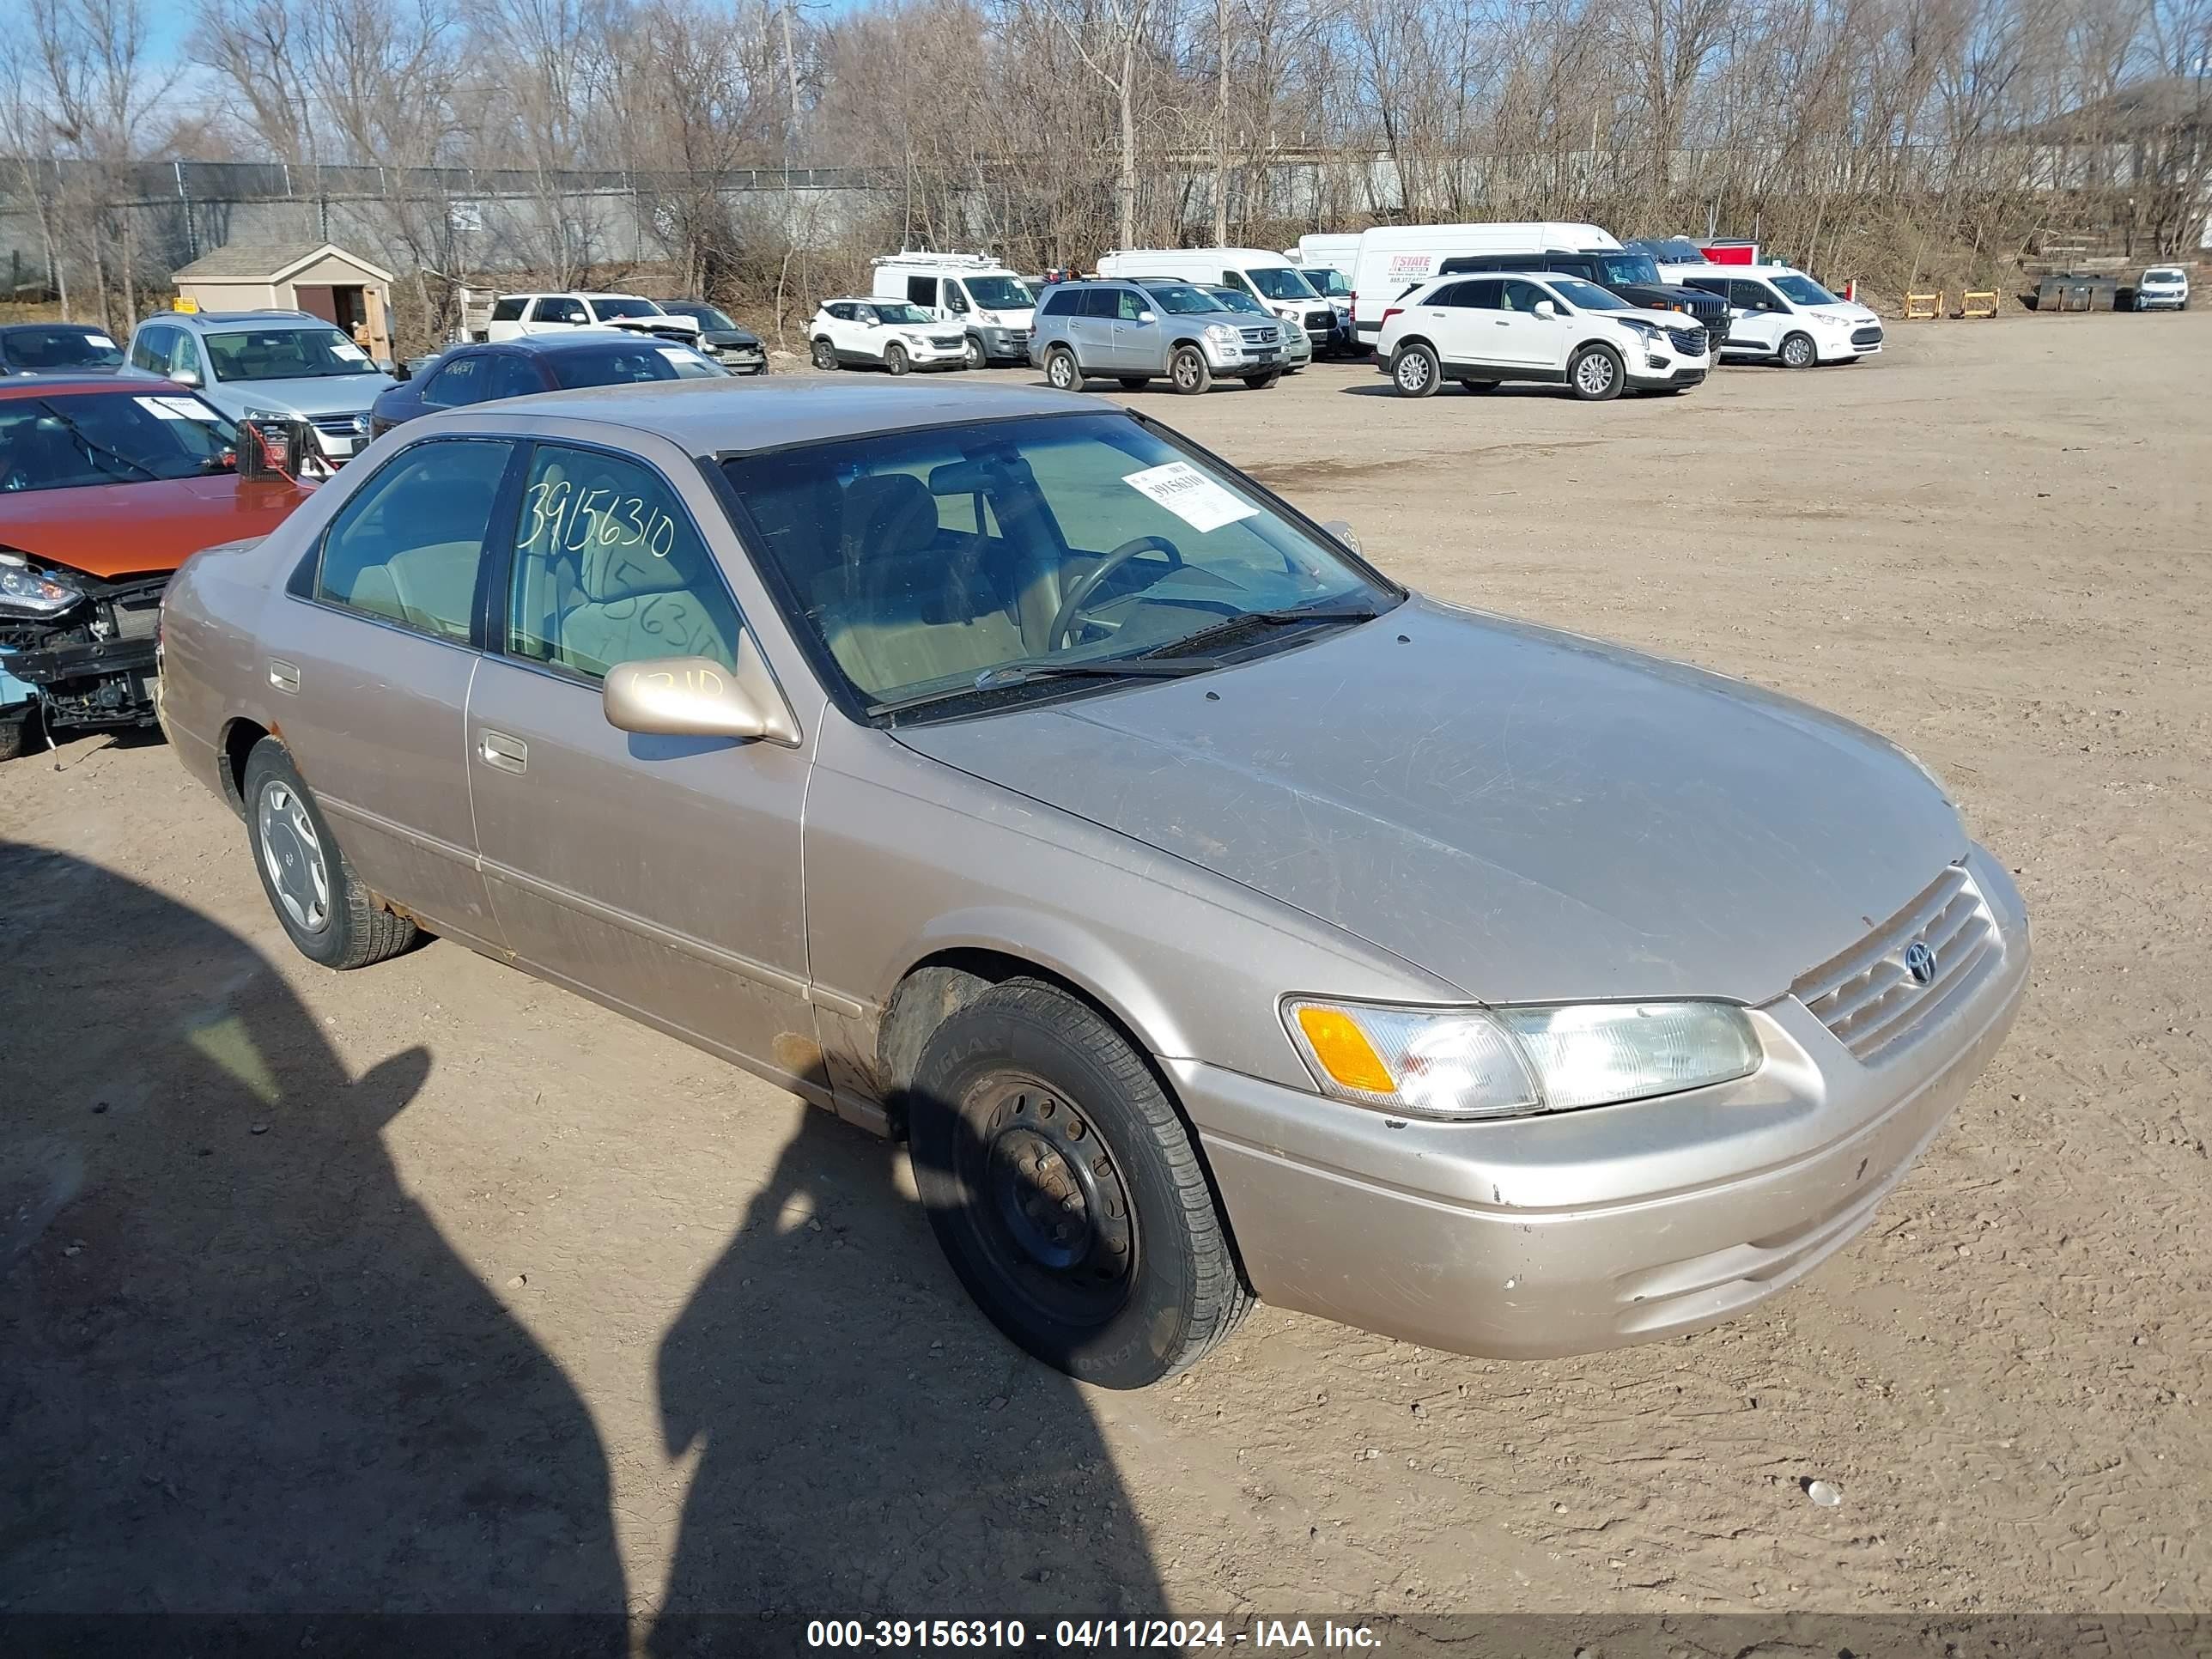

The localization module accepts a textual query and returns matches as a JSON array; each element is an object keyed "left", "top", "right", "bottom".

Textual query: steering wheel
[{"left": 1047, "top": 535, "right": 1185, "bottom": 651}]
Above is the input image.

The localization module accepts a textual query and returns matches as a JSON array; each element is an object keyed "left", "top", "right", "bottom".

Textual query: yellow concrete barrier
[{"left": 1905, "top": 291, "right": 1942, "bottom": 319}]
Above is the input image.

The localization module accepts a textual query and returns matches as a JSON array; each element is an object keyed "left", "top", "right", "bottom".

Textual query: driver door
[{"left": 1494, "top": 279, "right": 1569, "bottom": 370}]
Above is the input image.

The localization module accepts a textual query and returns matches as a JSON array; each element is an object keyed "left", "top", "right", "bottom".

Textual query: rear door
[
  {"left": 466, "top": 437, "right": 813, "bottom": 1073},
  {"left": 1436, "top": 279, "right": 1504, "bottom": 368},
  {"left": 1493, "top": 278, "right": 1570, "bottom": 369},
  {"left": 1109, "top": 285, "right": 1158, "bottom": 370},
  {"left": 274, "top": 435, "right": 520, "bottom": 945},
  {"left": 1068, "top": 288, "right": 1118, "bottom": 369}
]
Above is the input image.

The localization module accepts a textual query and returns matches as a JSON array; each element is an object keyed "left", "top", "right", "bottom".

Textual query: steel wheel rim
[
  {"left": 1397, "top": 352, "right": 1431, "bottom": 392},
  {"left": 960, "top": 1072, "right": 1136, "bottom": 1328},
  {"left": 1577, "top": 353, "right": 1614, "bottom": 395},
  {"left": 258, "top": 781, "right": 331, "bottom": 934}
]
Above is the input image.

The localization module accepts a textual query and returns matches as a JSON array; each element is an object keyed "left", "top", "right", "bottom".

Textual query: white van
[
  {"left": 1661, "top": 261, "right": 1884, "bottom": 366},
  {"left": 870, "top": 252, "right": 1037, "bottom": 369},
  {"left": 1286, "top": 234, "right": 1359, "bottom": 279},
  {"left": 1348, "top": 222, "right": 1620, "bottom": 345},
  {"left": 1096, "top": 247, "right": 1342, "bottom": 356}
]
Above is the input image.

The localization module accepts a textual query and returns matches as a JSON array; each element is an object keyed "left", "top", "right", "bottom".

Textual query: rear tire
[
  {"left": 810, "top": 337, "right": 837, "bottom": 372},
  {"left": 885, "top": 343, "right": 910, "bottom": 376},
  {"left": 1168, "top": 345, "right": 1212, "bottom": 395},
  {"left": 1390, "top": 342, "right": 1440, "bottom": 397},
  {"left": 1046, "top": 347, "right": 1085, "bottom": 392},
  {"left": 1568, "top": 343, "right": 1625, "bottom": 401},
  {"left": 242, "top": 738, "right": 417, "bottom": 970},
  {"left": 1779, "top": 331, "right": 1815, "bottom": 369},
  {"left": 908, "top": 978, "right": 1250, "bottom": 1389}
]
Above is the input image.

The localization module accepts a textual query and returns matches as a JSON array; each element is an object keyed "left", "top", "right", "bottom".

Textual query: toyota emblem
[{"left": 1904, "top": 941, "right": 1937, "bottom": 986}]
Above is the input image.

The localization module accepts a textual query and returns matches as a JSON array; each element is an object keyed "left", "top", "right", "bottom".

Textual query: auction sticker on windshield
[
  {"left": 135, "top": 397, "right": 210, "bottom": 421},
  {"left": 1121, "top": 461, "right": 1257, "bottom": 535}
]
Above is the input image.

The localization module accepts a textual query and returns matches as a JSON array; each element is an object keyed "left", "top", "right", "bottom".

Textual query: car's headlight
[
  {"left": 240, "top": 405, "right": 295, "bottom": 422},
  {"left": 1203, "top": 322, "right": 1239, "bottom": 344},
  {"left": 0, "top": 556, "right": 86, "bottom": 617},
  {"left": 1284, "top": 997, "right": 1760, "bottom": 1121},
  {"left": 977, "top": 310, "right": 1001, "bottom": 325},
  {"left": 1619, "top": 319, "right": 1662, "bottom": 341}
]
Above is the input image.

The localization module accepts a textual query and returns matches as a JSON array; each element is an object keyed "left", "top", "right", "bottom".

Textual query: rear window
[
  {"left": 490, "top": 297, "right": 527, "bottom": 321},
  {"left": 2, "top": 325, "right": 126, "bottom": 371},
  {"left": 547, "top": 343, "right": 730, "bottom": 387}
]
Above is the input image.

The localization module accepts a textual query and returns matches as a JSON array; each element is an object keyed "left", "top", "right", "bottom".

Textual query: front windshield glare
[
  {"left": 966, "top": 276, "right": 1034, "bottom": 310},
  {"left": 1247, "top": 267, "right": 1319, "bottom": 301},
  {"left": 0, "top": 392, "right": 239, "bottom": 491},
  {"left": 1771, "top": 274, "right": 1840, "bottom": 305},
  {"left": 1149, "top": 285, "right": 1221, "bottom": 315},
  {"left": 207, "top": 326, "right": 378, "bottom": 381},
  {"left": 723, "top": 412, "right": 1393, "bottom": 715},
  {"left": 1551, "top": 277, "right": 1631, "bottom": 311}
]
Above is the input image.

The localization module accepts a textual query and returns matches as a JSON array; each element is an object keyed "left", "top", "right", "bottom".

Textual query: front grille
[
  {"left": 1851, "top": 325, "right": 1884, "bottom": 347},
  {"left": 308, "top": 413, "right": 367, "bottom": 435},
  {"left": 1239, "top": 326, "right": 1272, "bottom": 345},
  {"left": 929, "top": 334, "right": 963, "bottom": 349},
  {"left": 1792, "top": 863, "right": 2001, "bottom": 1064},
  {"left": 1304, "top": 310, "right": 1333, "bottom": 331},
  {"left": 1668, "top": 325, "right": 1708, "bottom": 356}
]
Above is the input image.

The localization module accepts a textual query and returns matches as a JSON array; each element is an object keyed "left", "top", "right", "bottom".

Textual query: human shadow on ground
[{"left": 0, "top": 839, "right": 624, "bottom": 1642}]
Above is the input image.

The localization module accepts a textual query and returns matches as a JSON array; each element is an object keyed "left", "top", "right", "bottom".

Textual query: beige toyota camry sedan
[{"left": 159, "top": 379, "right": 2029, "bottom": 1388}]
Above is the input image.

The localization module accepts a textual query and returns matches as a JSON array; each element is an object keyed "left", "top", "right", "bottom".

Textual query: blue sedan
[{"left": 370, "top": 331, "right": 733, "bottom": 436}]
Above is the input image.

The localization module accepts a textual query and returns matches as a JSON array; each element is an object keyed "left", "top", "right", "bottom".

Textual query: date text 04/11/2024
[{"left": 804, "top": 1620, "right": 1383, "bottom": 1651}]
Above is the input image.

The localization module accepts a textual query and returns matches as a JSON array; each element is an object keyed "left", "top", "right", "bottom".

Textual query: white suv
[
  {"left": 2135, "top": 267, "right": 2191, "bottom": 311},
  {"left": 1376, "top": 271, "right": 1711, "bottom": 400},
  {"left": 483, "top": 293, "right": 702, "bottom": 345},
  {"left": 808, "top": 299, "right": 969, "bottom": 374}
]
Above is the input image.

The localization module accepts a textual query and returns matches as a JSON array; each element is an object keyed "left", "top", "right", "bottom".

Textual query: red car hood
[{"left": 0, "top": 475, "right": 313, "bottom": 580}]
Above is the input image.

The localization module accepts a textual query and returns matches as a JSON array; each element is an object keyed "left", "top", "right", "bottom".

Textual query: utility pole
[{"left": 1213, "top": 0, "right": 1230, "bottom": 244}]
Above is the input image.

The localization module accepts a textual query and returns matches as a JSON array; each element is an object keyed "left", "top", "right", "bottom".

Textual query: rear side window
[
  {"left": 1081, "top": 289, "right": 1119, "bottom": 319},
  {"left": 489, "top": 297, "right": 527, "bottom": 322},
  {"left": 314, "top": 439, "right": 514, "bottom": 641},
  {"left": 907, "top": 276, "right": 934, "bottom": 307},
  {"left": 1452, "top": 279, "right": 1502, "bottom": 309}
]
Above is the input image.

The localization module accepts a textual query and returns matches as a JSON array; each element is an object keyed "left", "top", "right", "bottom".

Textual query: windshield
[
  {"left": 965, "top": 275, "right": 1035, "bottom": 310},
  {"left": 1597, "top": 254, "right": 1662, "bottom": 285},
  {"left": 1771, "top": 273, "right": 1841, "bottom": 306},
  {"left": 723, "top": 411, "right": 1395, "bottom": 718},
  {"left": 671, "top": 302, "right": 736, "bottom": 330},
  {"left": 1246, "top": 267, "right": 1319, "bottom": 301},
  {"left": 589, "top": 297, "right": 664, "bottom": 320},
  {"left": 1630, "top": 238, "right": 1707, "bottom": 264},
  {"left": 0, "top": 392, "right": 239, "bottom": 492},
  {"left": 3, "top": 326, "right": 126, "bottom": 371},
  {"left": 1147, "top": 284, "right": 1223, "bottom": 316},
  {"left": 872, "top": 302, "right": 934, "bottom": 325},
  {"left": 206, "top": 325, "right": 379, "bottom": 382},
  {"left": 1204, "top": 287, "right": 1267, "bottom": 314},
  {"left": 1301, "top": 268, "right": 1352, "bottom": 298},
  {"left": 1550, "top": 276, "right": 1632, "bottom": 312},
  {"left": 549, "top": 343, "right": 731, "bottom": 388},
  {"left": 2145, "top": 268, "right": 2185, "bottom": 282}
]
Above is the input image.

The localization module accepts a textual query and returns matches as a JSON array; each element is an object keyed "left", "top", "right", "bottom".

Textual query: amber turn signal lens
[{"left": 1293, "top": 1004, "right": 1396, "bottom": 1094}]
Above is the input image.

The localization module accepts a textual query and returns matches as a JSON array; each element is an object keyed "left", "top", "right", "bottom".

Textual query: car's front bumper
[
  {"left": 974, "top": 325, "right": 1031, "bottom": 362},
  {"left": 1626, "top": 350, "right": 1712, "bottom": 387},
  {"left": 1202, "top": 338, "right": 1287, "bottom": 371},
  {"left": 1182, "top": 848, "right": 2030, "bottom": 1359},
  {"left": 710, "top": 343, "right": 769, "bottom": 374}
]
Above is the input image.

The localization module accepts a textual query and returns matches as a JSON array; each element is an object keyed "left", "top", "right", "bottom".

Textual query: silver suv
[
  {"left": 125, "top": 310, "right": 397, "bottom": 467},
  {"left": 1028, "top": 279, "right": 1285, "bottom": 393}
]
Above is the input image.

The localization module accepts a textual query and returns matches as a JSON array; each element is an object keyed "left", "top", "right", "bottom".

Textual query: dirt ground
[{"left": 3, "top": 312, "right": 2207, "bottom": 1641}]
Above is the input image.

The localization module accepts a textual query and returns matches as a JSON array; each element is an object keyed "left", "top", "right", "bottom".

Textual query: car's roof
[
  {"left": 442, "top": 375, "right": 1097, "bottom": 455},
  {"left": 0, "top": 320, "right": 112, "bottom": 334},
  {"left": 0, "top": 374, "right": 167, "bottom": 401},
  {"left": 157, "top": 309, "right": 331, "bottom": 331}
]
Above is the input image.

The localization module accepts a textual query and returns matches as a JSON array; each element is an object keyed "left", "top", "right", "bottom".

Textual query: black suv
[{"left": 1437, "top": 247, "right": 1730, "bottom": 339}]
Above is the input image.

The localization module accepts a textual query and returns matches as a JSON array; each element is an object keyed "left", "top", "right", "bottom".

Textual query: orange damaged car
[{"left": 0, "top": 375, "right": 313, "bottom": 759}]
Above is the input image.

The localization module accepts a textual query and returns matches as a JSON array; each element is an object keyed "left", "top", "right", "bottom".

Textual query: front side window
[
  {"left": 1117, "top": 289, "right": 1154, "bottom": 321},
  {"left": 167, "top": 333, "right": 206, "bottom": 381},
  {"left": 1769, "top": 273, "right": 1840, "bottom": 307},
  {"left": 547, "top": 343, "right": 729, "bottom": 387},
  {"left": 532, "top": 297, "right": 589, "bottom": 325},
  {"left": 941, "top": 282, "right": 970, "bottom": 313},
  {"left": 722, "top": 411, "right": 1395, "bottom": 718},
  {"left": 1499, "top": 279, "right": 1554, "bottom": 313},
  {"left": 0, "top": 392, "right": 239, "bottom": 493},
  {"left": 508, "top": 444, "right": 741, "bottom": 679},
  {"left": 130, "top": 328, "right": 174, "bottom": 373},
  {"left": 1244, "top": 267, "right": 1317, "bottom": 301},
  {"left": 1736, "top": 281, "right": 1786, "bottom": 312},
  {"left": 421, "top": 356, "right": 487, "bottom": 408},
  {"left": 314, "top": 439, "right": 513, "bottom": 640},
  {"left": 484, "top": 356, "right": 547, "bottom": 400},
  {"left": 204, "top": 325, "right": 376, "bottom": 382},
  {"left": 3, "top": 325, "right": 125, "bottom": 372}
]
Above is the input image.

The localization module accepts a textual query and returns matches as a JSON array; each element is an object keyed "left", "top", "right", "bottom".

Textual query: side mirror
[
  {"left": 170, "top": 368, "right": 201, "bottom": 386},
  {"left": 603, "top": 635, "right": 799, "bottom": 744},
  {"left": 1320, "top": 518, "right": 1361, "bottom": 556},
  {"left": 1532, "top": 300, "right": 1557, "bottom": 319},
  {"left": 1137, "top": 309, "right": 1156, "bottom": 324}
]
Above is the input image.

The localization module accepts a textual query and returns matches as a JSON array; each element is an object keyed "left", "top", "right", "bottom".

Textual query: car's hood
[
  {"left": 0, "top": 476, "right": 313, "bottom": 578},
  {"left": 700, "top": 328, "right": 763, "bottom": 347},
  {"left": 1808, "top": 303, "right": 1878, "bottom": 325},
  {"left": 1643, "top": 282, "right": 1722, "bottom": 307},
  {"left": 211, "top": 374, "right": 394, "bottom": 416},
  {"left": 1616, "top": 306, "right": 1703, "bottom": 331},
  {"left": 608, "top": 316, "right": 702, "bottom": 337},
  {"left": 896, "top": 597, "right": 1966, "bottom": 1006}
]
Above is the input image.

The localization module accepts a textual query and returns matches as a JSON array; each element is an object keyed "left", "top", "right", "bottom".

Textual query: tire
[
  {"left": 1568, "top": 343, "right": 1625, "bottom": 401},
  {"left": 242, "top": 738, "right": 416, "bottom": 970},
  {"left": 810, "top": 337, "right": 838, "bottom": 372},
  {"left": 1778, "top": 331, "right": 1816, "bottom": 369},
  {"left": 908, "top": 978, "right": 1250, "bottom": 1389},
  {"left": 1167, "top": 344, "right": 1212, "bottom": 395},
  {"left": 1046, "top": 347, "right": 1085, "bottom": 392},
  {"left": 884, "top": 343, "right": 910, "bottom": 376},
  {"left": 963, "top": 334, "right": 987, "bottom": 371},
  {"left": 1390, "top": 342, "right": 1440, "bottom": 397},
  {"left": 1243, "top": 368, "right": 1282, "bottom": 389},
  {"left": 0, "top": 706, "right": 38, "bottom": 763},
  {"left": 1116, "top": 375, "right": 1148, "bottom": 390}
]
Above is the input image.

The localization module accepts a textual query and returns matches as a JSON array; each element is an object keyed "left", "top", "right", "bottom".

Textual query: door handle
[
  {"left": 479, "top": 730, "right": 527, "bottom": 774},
  {"left": 1494, "top": 319, "right": 1512, "bottom": 326},
  {"left": 267, "top": 658, "right": 301, "bottom": 694}
]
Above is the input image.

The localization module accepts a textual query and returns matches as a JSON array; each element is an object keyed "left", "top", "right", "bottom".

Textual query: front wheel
[
  {"left": 1390, "top": 342, "right": 1440, "bottom": 397},
  {"left": 1168, "top": 345, "right": 1212, "bottom": 395},
  {"left": 1779, "top": 331, "right": 1816, "bottom": 369},
  {"left": 810, "top": 337, "right": 838, "bottom": 372},
  {"left": 1568, "top": 343, "right": 1625, "bottom": 401},
  {"left": 963, "top": 334, "right": 987, "bottom": 371},
  {"left": 884, "top": 343, "right": 910, "bottom": 376},
  {"left": 242, "top": 738, "right": 417, "bottom": 970},
  {"left": 908, "top": 979, "right": 1250, "bottom": 1389},
  {"left": 1046, "top": 348, "right": 1085, "bottom": 392},
  {"left": 0, "top": 705, "right": 39, "bottom": 763}
]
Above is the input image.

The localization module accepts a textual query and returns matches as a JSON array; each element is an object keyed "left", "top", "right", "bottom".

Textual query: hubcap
[
  {"left": 1577, "top": 354, "right": 1613, "bottom": 394},
  {"left": 257, "top": 781, "right": 331, "bottom": 933},
  {"left": 1786, "top": 338, "right": 1810, "bottom": 366},
  {"left": 966, "top": 1073, "right": 1135, "bottom": 1325}
]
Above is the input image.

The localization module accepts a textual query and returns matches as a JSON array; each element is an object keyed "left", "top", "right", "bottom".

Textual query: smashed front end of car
[{"left": 0, "top": 549, "right": 167, "bottom": 733}]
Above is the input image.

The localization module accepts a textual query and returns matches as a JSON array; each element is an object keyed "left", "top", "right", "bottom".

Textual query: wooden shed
[{"left": 170, "top": 242, "right": 396, "bottom": 363}]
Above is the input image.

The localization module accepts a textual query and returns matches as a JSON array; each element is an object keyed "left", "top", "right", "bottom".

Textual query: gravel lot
[{"left": 3, "top": 311, "right": 2206, "bottom": 1637}]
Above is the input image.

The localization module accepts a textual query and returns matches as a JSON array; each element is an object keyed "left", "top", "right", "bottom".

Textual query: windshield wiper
[
  {"left": 869, "top": 655, "right": 1224, "bottom": 720},
  {"left": 33, "top": 399, "right": 160, "bottom": 482},
  {"left": 1139, "top": 600, "right": 1385, "bottom": 661}
]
